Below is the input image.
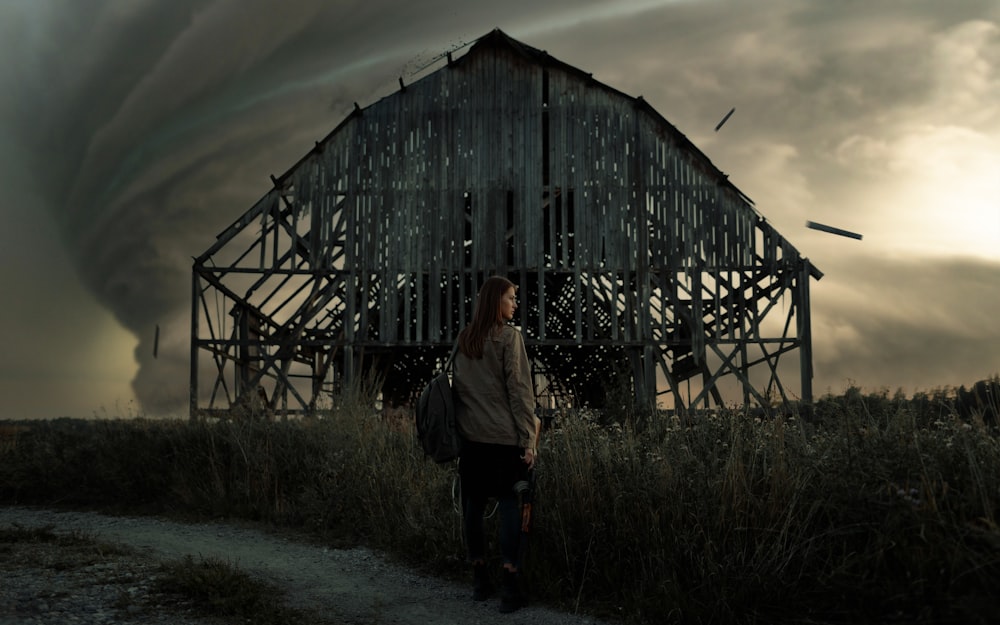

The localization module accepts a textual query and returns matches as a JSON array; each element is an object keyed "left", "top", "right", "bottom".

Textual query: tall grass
[{"left": 1, "top": 382, "right": 998, "bottom": 624}]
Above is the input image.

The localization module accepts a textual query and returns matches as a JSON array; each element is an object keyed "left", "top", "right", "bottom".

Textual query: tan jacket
[{"left": 454, "top": 324, "right": 538, "bottom": 450}]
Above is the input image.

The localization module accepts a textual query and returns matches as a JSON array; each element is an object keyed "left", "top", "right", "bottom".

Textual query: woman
[{"left": 453, "top": 275, "right": 539, "bottom": 613}]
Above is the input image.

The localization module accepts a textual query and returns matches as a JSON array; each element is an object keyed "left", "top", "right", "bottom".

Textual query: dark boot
[
  {"left": 472, "top": 562, "right": 492, "bottom": 601},
  {"left": 498, "top": 569, "right": 527, "bottom": 613}
]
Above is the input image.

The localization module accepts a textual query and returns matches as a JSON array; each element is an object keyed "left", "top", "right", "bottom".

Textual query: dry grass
[
  {"left": 2, "top": 380, "right": 999, "bottom": 624},
  {"left": 156, "top": 555, "right": 310, "bottom": 625},
  {"left": 0, "top": 523, "right": 321, "bottom": 625}
]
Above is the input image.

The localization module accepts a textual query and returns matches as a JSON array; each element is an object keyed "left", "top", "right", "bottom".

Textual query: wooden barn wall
[{"left": 285, "top": 47, "right": 789, "bottom": 351}]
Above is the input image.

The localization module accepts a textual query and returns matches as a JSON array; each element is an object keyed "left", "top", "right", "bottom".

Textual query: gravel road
[{"left": 0, "top": 506, "right": 614, "bottom": 625}]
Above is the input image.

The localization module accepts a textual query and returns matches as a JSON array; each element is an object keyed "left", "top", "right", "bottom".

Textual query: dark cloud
[{"left": 2, "top": 0, "right": 998, "bottom": 417}]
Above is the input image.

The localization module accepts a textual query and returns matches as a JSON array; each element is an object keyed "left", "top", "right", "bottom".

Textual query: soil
[{"left": 0, "top": 506, "right": 614, "bottom": 625}]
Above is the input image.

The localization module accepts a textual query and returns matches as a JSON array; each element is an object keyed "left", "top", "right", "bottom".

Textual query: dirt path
[{"left": 0, "top": 506, "right": 612, "bottom": 625}]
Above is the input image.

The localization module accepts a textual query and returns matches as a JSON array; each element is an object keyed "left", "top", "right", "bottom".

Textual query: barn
[{"left": 190, "top": 28, "right": 822, "bottom": 418}]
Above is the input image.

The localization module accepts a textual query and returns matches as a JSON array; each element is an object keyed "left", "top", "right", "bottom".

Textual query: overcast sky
[{"left": 2, "top": 0, "right": 998, "bottom": 419}]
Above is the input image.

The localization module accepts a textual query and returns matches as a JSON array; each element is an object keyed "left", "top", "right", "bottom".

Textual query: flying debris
[
  {"left": 806, "top": 221, "right": 863, "bottom": 240},
  {"left": 153, "top": 324, "right": 160, "bottom": 358},
  {"left": 714, "top": 107, "right": 735, "bottom": 132}
]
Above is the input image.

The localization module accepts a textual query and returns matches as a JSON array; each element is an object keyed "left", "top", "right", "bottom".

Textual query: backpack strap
[{"left": 443, "top": 343, "right": 459, "bottom": 374}]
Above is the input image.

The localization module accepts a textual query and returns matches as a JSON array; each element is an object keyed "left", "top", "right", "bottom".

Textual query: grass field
[{"left": 1, "top": 380, "right": 998, "bottom": 624}]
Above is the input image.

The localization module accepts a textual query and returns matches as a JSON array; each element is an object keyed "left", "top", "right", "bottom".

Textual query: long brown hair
[{"left": 457, "top": 276, "right": 516, "bottom": 359}]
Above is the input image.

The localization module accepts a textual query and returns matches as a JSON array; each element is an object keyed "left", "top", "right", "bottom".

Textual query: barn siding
[{"left": 308, "top": 41, "right": 797, "bottom": 351}]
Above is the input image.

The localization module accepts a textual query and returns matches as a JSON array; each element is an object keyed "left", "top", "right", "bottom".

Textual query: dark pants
[{"left": 459, "top": 441, "right": 527, "bottom": 567}]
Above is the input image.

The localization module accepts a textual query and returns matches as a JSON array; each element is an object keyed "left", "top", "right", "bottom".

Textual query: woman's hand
[{"left": 522, "top": 447, "right": 535, "bottom": 469}]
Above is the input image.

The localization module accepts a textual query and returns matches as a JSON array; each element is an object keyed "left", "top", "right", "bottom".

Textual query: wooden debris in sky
[
  {"left": 806, "top": 220, "right": 863, "bottom": 240},
  {"left": 714, "top": 107, "right": 735, "bottom": 132}
]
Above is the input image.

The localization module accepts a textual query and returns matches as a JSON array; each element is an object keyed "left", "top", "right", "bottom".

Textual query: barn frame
[{"left": 190, "top": 29, "right": 822, "bottom": 418}]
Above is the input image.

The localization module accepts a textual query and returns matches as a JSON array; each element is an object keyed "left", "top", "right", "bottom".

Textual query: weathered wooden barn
[{"left": 190, "top": 29, "right": 822, "bottom": 418}]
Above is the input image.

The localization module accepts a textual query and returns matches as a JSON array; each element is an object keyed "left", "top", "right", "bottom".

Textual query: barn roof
[
  {"left": 283, "top": 29, "right": 751, "bottom": 205},
  {"left": 269, "top": 27, "right": 818, "bottom": 281}
]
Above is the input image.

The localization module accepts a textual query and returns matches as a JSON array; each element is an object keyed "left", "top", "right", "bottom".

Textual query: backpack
[{"left": 416, "top": 348, "right": 461, "bottom": 463}]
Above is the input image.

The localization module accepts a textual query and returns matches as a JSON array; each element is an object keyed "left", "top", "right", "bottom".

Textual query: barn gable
[{"left": 191, "top": 28, "right": 821, "bottom": 417}]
